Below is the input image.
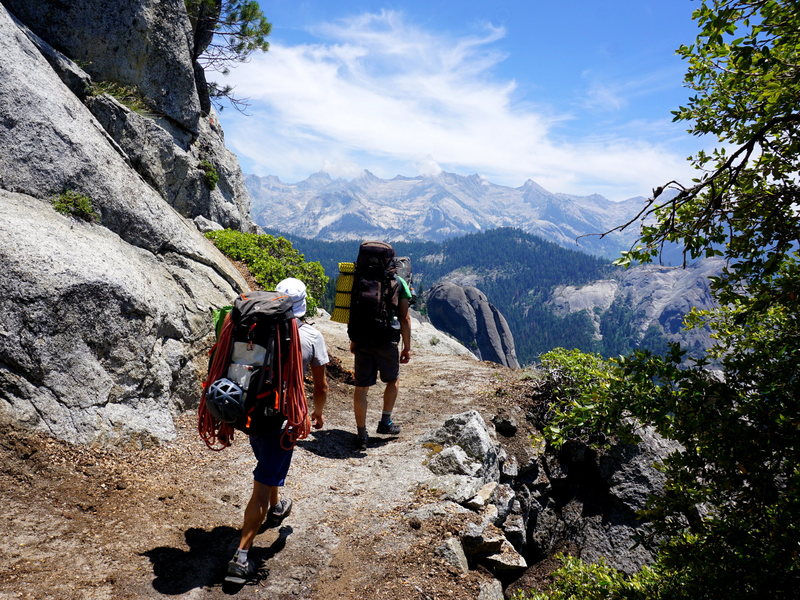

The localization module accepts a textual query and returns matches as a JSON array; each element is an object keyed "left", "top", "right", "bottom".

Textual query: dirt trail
[{"left": 0, "top": 316, "right": 512, "bottom": 600}]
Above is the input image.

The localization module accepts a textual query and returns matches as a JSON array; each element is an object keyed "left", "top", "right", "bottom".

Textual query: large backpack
[
  {"left": 347, "top": 241, "right": 401, "bottom": 344},
  {"left": 199, "top": 291, "right": 309, "bottom": 450}
]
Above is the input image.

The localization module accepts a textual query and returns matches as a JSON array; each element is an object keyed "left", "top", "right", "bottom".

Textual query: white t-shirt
[{"left": 298, "top": 322, "right": 329, "bottom": 374}]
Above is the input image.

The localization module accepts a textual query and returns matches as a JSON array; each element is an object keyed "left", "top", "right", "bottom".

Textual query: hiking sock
[
  {"left": 357, "top": 426, "right": 368, "bottom": 437},
  {"left": 234, "top": 548, "right": 249, "bottom": 565},
  {"left": 379, "top": 411, "right": 393, "bottom": 425}
]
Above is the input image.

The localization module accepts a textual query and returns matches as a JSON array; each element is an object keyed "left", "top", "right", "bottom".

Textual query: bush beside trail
[{"left": 205, "top": 229, "right": 327, "bottom": 315}]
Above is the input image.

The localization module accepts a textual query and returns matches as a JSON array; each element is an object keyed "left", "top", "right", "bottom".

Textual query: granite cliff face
[
  {"left": 0, "top": 1, "right": 253, "bottom": 444},
  {"left": 427, "top": 282, "right": 519, "bottom": 368},
  {"left": 3, "top": 0, "right": 201, "bottom": 132},
  {"left": 549, "top": 259, "right": 721, "bottom": 356}
]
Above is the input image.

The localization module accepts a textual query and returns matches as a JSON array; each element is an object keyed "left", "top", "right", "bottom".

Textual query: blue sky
[{"left": 215, "top": 0, "right": 704, "bottom": 200}]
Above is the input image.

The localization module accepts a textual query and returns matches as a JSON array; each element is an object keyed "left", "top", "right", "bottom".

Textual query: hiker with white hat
[{"left": 226, "top": 277, "right": 329, "bottom": 583}]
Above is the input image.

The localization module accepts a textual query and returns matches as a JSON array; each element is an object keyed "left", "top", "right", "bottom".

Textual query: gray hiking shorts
[{"left": 353, "top": 341, "right": 400, "bottom": 387}]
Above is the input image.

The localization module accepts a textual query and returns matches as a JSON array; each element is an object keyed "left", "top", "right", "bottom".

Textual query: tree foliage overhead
[
  {"left": 613, "top": 0, "right": 800, "bottom": 281},
  {"left": 528, "top": 1, "right": 800, "bottom": 598},
  {"left": 185, "top": 0, "right": 271, "bottom": 110}
]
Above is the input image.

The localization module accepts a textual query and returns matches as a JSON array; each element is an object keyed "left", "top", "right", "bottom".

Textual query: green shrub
[
  {"left": 205, "top": 229, "right": 327, "bottom": 315},
  {"left": 199, "top": 160, "right": 219, "bottom": 190},
  {"left": 537, "top": 348, "right": 629, "bottom": 448},
  {"left": 51, "top": 190, "right": 98, "bottom": 222},
  {"left": 510, "top": 555, "right": 658, "bottom": 600}
]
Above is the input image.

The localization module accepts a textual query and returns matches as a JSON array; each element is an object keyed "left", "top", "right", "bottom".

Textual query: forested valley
[{"left": 268, "top": 227, "right": 671, "bottom": 364}]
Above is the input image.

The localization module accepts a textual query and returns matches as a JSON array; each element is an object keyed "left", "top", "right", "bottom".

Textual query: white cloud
[
  {"left": 579, "top": 65, "right": 688, "bottom": 114},
  {"left": 416, "top": 155, "right": 443, "bottom": 177},
  {"left": 583, "top": 81, "right": 628, "bottom": 112},
  {"left": 217, "top": 10, "right": 695, "bottom": 199}
]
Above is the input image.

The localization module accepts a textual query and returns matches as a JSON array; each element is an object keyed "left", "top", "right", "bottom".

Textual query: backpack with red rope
[{"left": 198, "top": 291, "right": 310, "bottom": 451}]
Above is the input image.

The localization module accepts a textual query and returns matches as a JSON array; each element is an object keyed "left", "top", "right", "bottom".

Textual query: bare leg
[
  {"left": 353, "top": 385, "right": 369, "bottom": 428},
  {"left": 382, "top": 379, "right": 398, "bottom": 413},
  {"left": 237, "top": 481, "right": 277, "bottom": 551}
]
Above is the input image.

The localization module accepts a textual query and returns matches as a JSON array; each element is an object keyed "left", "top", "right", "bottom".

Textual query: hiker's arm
[
  {"left": 399, "top": 298, "right": 411, "bottom": 363},
  {"left": 310, "top": 363, "right": 328, "bottom": 428}
]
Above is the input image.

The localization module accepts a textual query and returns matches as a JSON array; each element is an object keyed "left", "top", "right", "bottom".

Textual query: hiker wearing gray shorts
[{"left": 350, "top": 277, "right": 412, "bottom": 451}]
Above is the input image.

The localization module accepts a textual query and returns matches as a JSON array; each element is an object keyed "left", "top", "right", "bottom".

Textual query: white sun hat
[{"left": 276, "top": 277, "right": 307, "bottom": 318}]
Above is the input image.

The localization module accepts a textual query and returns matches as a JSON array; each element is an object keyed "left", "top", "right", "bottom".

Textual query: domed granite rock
[{"left": 427, "top": 282, "right": 519, "bottom": 368}]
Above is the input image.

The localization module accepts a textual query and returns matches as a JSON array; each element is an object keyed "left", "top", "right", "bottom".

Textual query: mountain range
[{"left": 246, "top": 170, "right": 669, "bottom": 262}]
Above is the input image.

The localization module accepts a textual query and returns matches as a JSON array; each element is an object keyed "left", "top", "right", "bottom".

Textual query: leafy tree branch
[
  {"left": 185, "top": 0, "right": 271, "bottom": 112},
  {"left": 527, "top": 2, "right": 800, "bottom": 598}
]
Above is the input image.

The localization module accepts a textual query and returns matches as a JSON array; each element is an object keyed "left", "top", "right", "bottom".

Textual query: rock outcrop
[
  {"left": 3, "top": 0, "right": 201, "bottom": 132},
  {"left": 0, "top": 190, "right": 240, "bottom": 444},
  {"left": 549, "top": 259, "right": 721, "bottom": 356},
  {"left": 0, "top": 2, "right": 252, "bottom": 444},
  {"left": 427, "top": 282, "right": 518, "bottom": 368},
  {"left": 419, "top": 408, "right": 679, "bottom": 592},
  {"left": 2, "top": 1, "right": 255, "bottom": 232}
]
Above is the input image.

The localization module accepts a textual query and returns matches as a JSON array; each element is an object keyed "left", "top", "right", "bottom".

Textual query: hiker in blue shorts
[{"left": 226, "top": 278, "right": 329, "bottom": 583}]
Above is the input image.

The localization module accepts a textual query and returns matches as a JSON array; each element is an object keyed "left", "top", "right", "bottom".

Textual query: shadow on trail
[
  {"left": 141, "top": 525, "right": 292, "bottom": 595},
  {"left": 297, "top": 428, "right": 358, "bottom": 459},
  {"left": 297, "top": 428, "right": 397, "bottom": 459}
]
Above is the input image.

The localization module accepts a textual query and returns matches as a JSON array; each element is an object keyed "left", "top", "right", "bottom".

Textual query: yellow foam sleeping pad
[{"left": 331, "top": 262, "right": 354, "bottom": 323}]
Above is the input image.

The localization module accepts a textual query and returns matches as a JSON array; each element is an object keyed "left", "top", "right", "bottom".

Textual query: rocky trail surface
[{"left": 1, "top": 316, "right": 514, "bottom": 600}]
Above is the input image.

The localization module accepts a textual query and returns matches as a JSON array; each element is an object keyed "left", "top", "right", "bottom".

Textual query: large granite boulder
[
  {"left": 0, "top": 191, "right": 242, "bottom": 445},
  {"left": 0, "top": 5, "right": 249, "bottom": 445},
  {"left": 3, "top": 0, "right": 200, "bottom": 132},
  {"left": 427, "top": 282, "right": 518, "bottom": 368}
]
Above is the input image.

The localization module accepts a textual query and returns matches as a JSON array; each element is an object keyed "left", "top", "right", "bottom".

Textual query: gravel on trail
[{"left": 0, "top": 314, "right": 514, "bottom": 600}]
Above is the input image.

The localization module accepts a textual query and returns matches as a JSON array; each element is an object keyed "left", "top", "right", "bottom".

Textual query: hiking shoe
[
  {"left": 266, "top": 498, "right": 293, "bottom": 527},
  {"left": 376, "top": 421, "right": 401, "bottom": 435},
  {"left": 225, "top": 557, "right": 255, "bottom": 584},
  {"left": 356, "top": 431, "right": 369, "bottom": 450}
]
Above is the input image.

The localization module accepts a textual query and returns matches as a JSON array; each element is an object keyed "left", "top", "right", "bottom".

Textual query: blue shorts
[{"left": 249, "top": 419, "right": 293, "bottom": 486}]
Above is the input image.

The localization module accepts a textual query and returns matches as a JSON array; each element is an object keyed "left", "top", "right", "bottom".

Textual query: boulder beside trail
[
  {"left": 420, "top": 408, "right": 680, "bottom": 591},
  {"left": 426, "top": 282, "right": 519, "bottom": 368},
  {"left": 0, "top": 191, "right": 242, "bottom": 445}
]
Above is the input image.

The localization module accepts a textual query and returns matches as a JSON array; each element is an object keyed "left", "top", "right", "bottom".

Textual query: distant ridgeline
[{"left": 268, "top": 227, "right": 682, "bottom": 366}]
